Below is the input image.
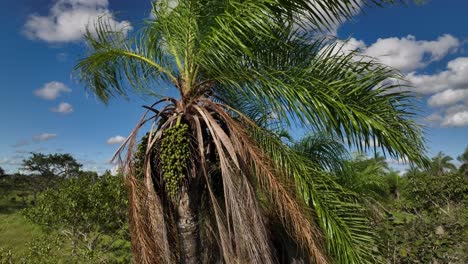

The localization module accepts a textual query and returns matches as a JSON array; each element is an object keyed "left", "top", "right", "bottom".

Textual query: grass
[
  {"left": 0, "top": 193, "right": 43, "bottom": 256},
  {"left": 0, "top": 212, "right": 43, "bottom": 255}
]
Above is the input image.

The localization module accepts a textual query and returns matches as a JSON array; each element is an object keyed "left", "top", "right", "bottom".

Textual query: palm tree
[
  {"left": 338, "top": 153, "right": 390, "bottom": 200},
  {"left": 430, "top": 151, "right": 456, "bottom": 176},
  {"left": 75, "top": 1, "right": 427, "bottom": 263},
  {"left": 457, "top": 146, "right": 468, "bottom": 177},
  {"left": 292, "top": 132, "right": 349, "bottom": 174}
]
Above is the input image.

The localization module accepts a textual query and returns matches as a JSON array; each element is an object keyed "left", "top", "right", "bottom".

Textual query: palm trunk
[{"left": 177, "top": 186, "right": 200, "bottom": 264}]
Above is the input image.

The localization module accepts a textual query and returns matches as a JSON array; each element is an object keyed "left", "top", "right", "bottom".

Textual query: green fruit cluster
[{"left": 160, "top": 123, "right": 190, "bottom": 198}]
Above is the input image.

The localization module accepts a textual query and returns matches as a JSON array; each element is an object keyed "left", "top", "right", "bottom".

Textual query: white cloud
[
  {"left": 106, "top": 135, "right": 126, "bottom": 145},
  {"left": 35, "top": 81, "right": 71, "bottom": 100},
  {"left": 24, "top": 0, "right": 131, "bottom": 43},
  {"left": 426, "top": 105, "right": 468, "bottom": 128},
  {"left": 366, "top": 34, "right": 459, "bottom": 72},
  {"left": 443, "top": 111, "right": 468, "bottom": 127},
  {"left": 441, "top": 105, "right": 468, "bottom": 127},
  {"left": 329, "top": 34, "right": 467, "bottom": 127},
  {"left": 328, "top": 34, "right": 459, "bottom": 74},
  {"left": 405, "top": 57, "right": 468, "bottom": 127},
  {"left": 33, "top": 133, "right": 57, "bottom": 141},
  {"left": 427, "top": 89, "right": 468, "bottom": 107},
  {"left": 407, "top": 57, "right": 468, "bottom": 94},
  {"left": 358, "top": 34, "right": 459, "bottom": 73},
  {"left": 51, "top": 102, "right": 74, "bottom": 114}
]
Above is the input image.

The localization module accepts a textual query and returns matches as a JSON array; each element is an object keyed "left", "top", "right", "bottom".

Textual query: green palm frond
[
  {"left": 293, "top": 133, "right": 349, "bottom": 174},
  {"left": 249, "top": 126, "right": 380, "bottom": 263},
  {"left": 338, "top": 153, "right": 390, "bottom": 200},
  {"left": 208, "top": 27, "right": 427, "bottom": 166},
  {"left": 76, "top": 19, "right": 179, "bottom": 103}
]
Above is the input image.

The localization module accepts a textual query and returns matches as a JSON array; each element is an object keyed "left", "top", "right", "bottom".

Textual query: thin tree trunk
[{"left": 177, "top": 186, "right": 200, "bottom": 264}]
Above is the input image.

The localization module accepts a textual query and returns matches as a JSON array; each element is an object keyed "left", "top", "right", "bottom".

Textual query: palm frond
[
  {"left": 210, "top": 33, "right": 427, "bottom": 166},
  {"left": 247, "top": 125, "right": 380, "bottom": 263},
  {"left": 293, "top": 133, "right": 349, "bottom": 174},
  {"left": 75, "top": 18, "right": 177, "bottom": 103}
]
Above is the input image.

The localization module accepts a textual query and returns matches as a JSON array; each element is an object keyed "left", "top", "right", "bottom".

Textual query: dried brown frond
[
  {"left": 112, "top": 100, "right": 178, "bottom": 264},
  {"left": 195, "top": 105, "right": 275, "bottom": 263},
  {"left": 206, "top": 101, "right": 329, "bottom": 264}
]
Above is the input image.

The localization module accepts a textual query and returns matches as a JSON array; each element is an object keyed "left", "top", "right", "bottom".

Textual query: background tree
[
  {"left": 338, "top": 153, "right": 390, "bottom": 200},
  {"left": 21, "top": 153, "right": 82, "bottom": 203},
  {"left": 457, "top": 146, "right": 468, "bottom": 177},
  {"left": 22, "top": 153, "right": 81, "bottom": 178},
  {"left": 378, "top": 170, "right": 468, "bottom": 262},
  {"left": 0, "top": 166, "right": 4, "bottom": 177},
  {"left": 76, "top": 0, "right": 427, "bottom": 263},
  {"left": 428, "top": 151, "right": 456, "bottom": 176}
]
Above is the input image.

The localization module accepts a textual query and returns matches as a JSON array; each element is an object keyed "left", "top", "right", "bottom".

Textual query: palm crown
[{"left": 76, "top": 0, "right": 427, "bottom": 263}]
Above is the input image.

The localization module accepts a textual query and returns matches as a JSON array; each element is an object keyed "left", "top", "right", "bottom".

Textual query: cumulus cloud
[
  {"left": 35, "top": 81, "right": 71, "bottom": 100},
  {"left": 364, "top": 34, "right": 459, "bottom": 72},
  {"left": 107, "top": 135, "right": 126, "bottom": 145},
  {"left": 33, "top": 133, "right": 57, "bottom": 142},
  {"left": 426, "top": 105, "right": 468, "bottom": 128},
  {"left": 336, "top": 34, "right": 460, "bottom": 73},
  {"left": 441, "top": 105, "right": 468, "bottom": 127},
  {"left": 24, "top": 0, "right": 131, "bottom": 43},
  {"left": 408, "top": 57, "right": 468, "bottom": 127},
  {"left": 51, "top": 102, "right": 74, "bottom": 114},
  {"left": 332, "top": 34, "right": 466, "bottom": 127},
  {"left": 427, "top": 89, "right": 468, "bottom": 107},
  {"left": 443, "top": 111, "right": 468, "bottom": 127},
  {"left": 407, "top": 57, "right": 468, "bottom": 95},
  {"left": 11, "top": 134, "right": 57, "bottom": 149}
]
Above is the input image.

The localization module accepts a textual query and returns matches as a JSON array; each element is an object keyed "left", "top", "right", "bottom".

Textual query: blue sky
[{"left": 1, "top": 0, "right": 467, "bottom": 174}]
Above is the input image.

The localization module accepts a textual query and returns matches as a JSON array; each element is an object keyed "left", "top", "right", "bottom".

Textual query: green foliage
[
  {"left": 427, "top": 151, "right": 457, "bottom": 176},
  {"left": 23, "top": 172, "right": 130, "bottom": 261},
  {"left": 1, "top": 234, "right": 131, "bottom": 264},
  {"left": 374, "top": 155, "right": 468, "bottom": 263},
  {"left": 25, "top": 172, "right": 127, "bottom": 234},
  {"left": 457, "top": 146, "right": 468, "bottom": 177},
  {"left": 22, "top": 153, "right": 82, "bottom": 178},
  {"left": 338, "top": 153, "right": 390, "bottom": 200},
  {"left": 378, "top": 207, "right": 467, "bottom": 263},
  {"left": 405, "top": 172, "right": 467, "bottom": 212},
  {"left": 0, "top": 248, "right": 13, "bottom": 264},
  {"left": 20, "top": 153, "right": 84, "bottom": 204},
  {"left": 252, "top": 129, "right": 381, "bottom": 263},
  {"left": 0, "top": 166, "right": 4, "bottom": 177},
  {"left": 292, "top": 133, "right": 349, "bottom": 173},
  {"left": 160, "top": 123, "right": 191, "bottom": 198}
]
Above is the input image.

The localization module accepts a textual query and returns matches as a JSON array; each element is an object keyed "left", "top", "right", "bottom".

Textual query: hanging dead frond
[{"left": 205, "top": 101, "right": 329, "bottom": 263}]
